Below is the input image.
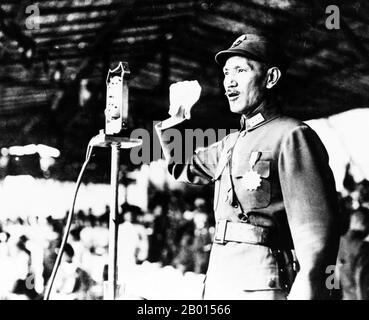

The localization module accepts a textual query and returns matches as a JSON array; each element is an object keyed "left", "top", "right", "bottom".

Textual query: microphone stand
[
  {"left": 93, "top": 61, "right": 141, "bottom": 300},
  {"left": 92, "top": 133, "right": 142, "bottom": 300},
  {"left": 44, "top": 62, "right": 140, "bottom": 300}
]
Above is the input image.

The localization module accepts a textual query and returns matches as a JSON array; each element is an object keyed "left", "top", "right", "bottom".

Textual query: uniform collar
[{"left": 240, "top": 101, "right": 281, "bottom": 132}]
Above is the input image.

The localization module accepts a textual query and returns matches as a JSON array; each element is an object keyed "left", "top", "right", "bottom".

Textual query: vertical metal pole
[{"left": 107, "top": 143, "right": 120, "bottom": 300}]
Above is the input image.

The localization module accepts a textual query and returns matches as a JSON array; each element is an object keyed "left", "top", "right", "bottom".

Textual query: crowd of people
[
  {"left": 0, "top": 166, "right": 369, "bottom": 300},
  {"left": 0, "top": 193, "right": 214, "bottom": 300}
]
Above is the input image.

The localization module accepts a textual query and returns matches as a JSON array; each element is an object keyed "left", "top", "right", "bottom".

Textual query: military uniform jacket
[{"left": 155, "top": 102, "right": 340, "bottom": 299}]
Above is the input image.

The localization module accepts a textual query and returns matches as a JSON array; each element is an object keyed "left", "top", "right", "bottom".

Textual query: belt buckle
[{"left": 214, "top": 220, "right": 228, "bottom": 244}]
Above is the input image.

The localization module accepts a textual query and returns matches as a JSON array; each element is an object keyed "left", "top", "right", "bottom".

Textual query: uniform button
[{"left": 268, "top": 278, "right": 276, "bottom": 288}]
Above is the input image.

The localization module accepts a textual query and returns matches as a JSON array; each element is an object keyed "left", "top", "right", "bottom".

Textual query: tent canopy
[{"left": 0, "top": 0, "right": 368, "bottom": 180}]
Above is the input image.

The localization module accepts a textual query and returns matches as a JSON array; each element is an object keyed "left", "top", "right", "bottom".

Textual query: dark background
[{"left": 0, "top": 0, "right": 368, "bottom": 181}]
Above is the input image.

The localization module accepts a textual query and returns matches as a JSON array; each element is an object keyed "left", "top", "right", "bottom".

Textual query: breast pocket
[{"left": 233, "top": 160, "right": 271, "bottom": 209}]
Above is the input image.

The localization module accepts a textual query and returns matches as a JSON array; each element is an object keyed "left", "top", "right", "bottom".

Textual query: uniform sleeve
[
  {"left": 155, "top": 120, "right": 223, "bottom": 185},
  {"left": 278, "top": 125, "right": 340, "bottom": 299}
]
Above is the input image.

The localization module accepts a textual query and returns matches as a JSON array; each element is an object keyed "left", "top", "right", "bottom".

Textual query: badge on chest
[{"left": 244, "top": 151, "right": 262, "bottom": 191}]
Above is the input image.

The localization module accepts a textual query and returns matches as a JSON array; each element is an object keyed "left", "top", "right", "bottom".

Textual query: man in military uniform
[{"left": 155, "top": 33, "right": 340, "bottom": 299}]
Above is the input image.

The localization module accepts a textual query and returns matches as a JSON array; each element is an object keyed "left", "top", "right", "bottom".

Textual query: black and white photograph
[{"left": 0, "top": 0, "right": 368, "bottom": 303}]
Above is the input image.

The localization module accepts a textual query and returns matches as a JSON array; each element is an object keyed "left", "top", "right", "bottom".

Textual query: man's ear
[{"left": 266, "top": 67, "right": 281, "bottom": 89}]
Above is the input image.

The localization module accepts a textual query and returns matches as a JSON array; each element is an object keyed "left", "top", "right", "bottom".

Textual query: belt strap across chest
[{"left": 214, "top": 219, "right": 273, "bottom": 246}]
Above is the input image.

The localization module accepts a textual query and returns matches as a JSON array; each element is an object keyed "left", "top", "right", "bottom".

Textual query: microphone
[{"left": 105, "top": 62, "right": 130, "bottom": 136}]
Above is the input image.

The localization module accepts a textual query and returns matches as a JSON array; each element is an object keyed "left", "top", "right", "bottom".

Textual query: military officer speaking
[{"left": 155, "top": 33, "right": 340, "bottom": 300}]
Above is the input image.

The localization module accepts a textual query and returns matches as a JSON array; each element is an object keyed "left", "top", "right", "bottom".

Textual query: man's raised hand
[{"left": 168, "top": 80, "right": 202, "bottom": 120}]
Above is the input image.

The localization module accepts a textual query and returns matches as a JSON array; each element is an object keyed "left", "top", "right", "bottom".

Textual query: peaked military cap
[{"left": 215, "top": 33, "right": 289, "bottom": 71}]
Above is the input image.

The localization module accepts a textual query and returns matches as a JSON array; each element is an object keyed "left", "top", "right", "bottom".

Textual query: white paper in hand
[{"left": 168, "top": 80, "right": 202, "bottom": 120}]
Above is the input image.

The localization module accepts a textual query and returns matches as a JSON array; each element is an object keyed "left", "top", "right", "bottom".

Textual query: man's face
[{"left": 223, "top": 55, "right": 267, "bottom": 114}]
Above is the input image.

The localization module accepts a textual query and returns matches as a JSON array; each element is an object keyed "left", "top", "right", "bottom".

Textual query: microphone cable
[{"left": 43, "top": 137, "right": 97, "bottom": 300}]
